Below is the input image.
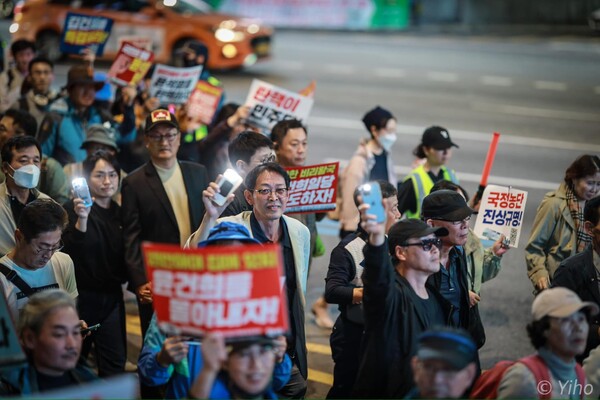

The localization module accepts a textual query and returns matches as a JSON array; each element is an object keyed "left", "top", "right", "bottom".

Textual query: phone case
[
  {"left": 72, "top": 178, "right": 93, "bottom": 207},
  {"left": 360, "top": 182, "right": 385, "bottom": 223},
  {"left": 212, "top": 169, "right": 243, "bottom": 206}
]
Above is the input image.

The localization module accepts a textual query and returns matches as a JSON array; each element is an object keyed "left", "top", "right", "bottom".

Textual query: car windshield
[{"left": 161, "top": 0, "right": 211, "bottom": 14}]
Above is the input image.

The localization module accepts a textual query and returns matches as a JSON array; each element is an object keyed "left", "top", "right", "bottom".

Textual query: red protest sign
[
  {"left": 143, "top": 242, "right": 288, "bottom": 338},
  {"left": 107, "top": 41, "right": 154, "bottom": 87},
  {"left": 285, "top": 162, "right": 339, "bottom": 214},
  {"left": 186, "top": 80, "right": 224, "bottom": 126}
]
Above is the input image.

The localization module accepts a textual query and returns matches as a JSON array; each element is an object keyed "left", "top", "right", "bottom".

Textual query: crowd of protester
[{"left": 0, "top": 38, "right": 599, "bottom": 400}]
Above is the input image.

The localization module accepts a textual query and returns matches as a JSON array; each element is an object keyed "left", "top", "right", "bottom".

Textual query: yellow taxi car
[{"left": 10, "top": 0, "right": 273, "bottom": 70}]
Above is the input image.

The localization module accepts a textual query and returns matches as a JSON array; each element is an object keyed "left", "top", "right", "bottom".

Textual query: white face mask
[
  {"left": 9, "top": 164, "right": 41, "bottom": 189},
  {"left": 378, "top": 133, "right": 397, "bottom": 152}
]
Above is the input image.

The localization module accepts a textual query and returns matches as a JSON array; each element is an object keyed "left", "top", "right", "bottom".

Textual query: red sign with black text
[
  {"left": 285, "top": 162, "right": 339, "bottom": 214},
  {"left": 143, "top": 242, "right": 288, "bottom": 338}
]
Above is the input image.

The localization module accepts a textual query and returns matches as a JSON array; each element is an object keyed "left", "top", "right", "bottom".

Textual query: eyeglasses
[
  {"left": 258, "top": 154, "right": 276, "bottom": 165},
  {"left": 146, "top": 132, "right": 179, "bottom": 142},
  {"left": 402, "top": 237, "right": 442, "bottom": 251},
  {"left": 252, "top": 188, "right": 289, "bottom": 197},
  {"left": 32, "top": 240, "right": 64, "bottom": 255},
  {"left": 433, "top": 216, "right": 471, "bottom": 226}
]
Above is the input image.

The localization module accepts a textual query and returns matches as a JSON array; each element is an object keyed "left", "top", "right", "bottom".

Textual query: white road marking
[
  {"left": 374, "top": 67, "right": 406, "bottom": 78},
  {"left": 323, "top": 64, "right": 355, "bottom": 74},
  {"left": 427, "top": 71, "right": 459, "bottom": 82},
  {"left": 308, "top": 116, "right": 600, "bottom": 153},
  {"left": 470, "top": 103, "right": 600, "bottom": 125},
  {"left": 533, "top": 80, "right": 567, "bottom": 91},
  {"left": 324, "top": 158, "right": 558, "bottom": 191},
  {"left": 274, "top": 60, "right": 304, "bottom": 70},
  {"left": 481, "top": 75, "right": 513, "bottom": 87}
]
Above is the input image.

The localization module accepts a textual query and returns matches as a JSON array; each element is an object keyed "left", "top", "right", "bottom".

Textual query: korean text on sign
[
  {"left": 143, "top": 242, "right": 288, "bottom": 338},
  {"left": 473, "top": 184, "right": 528, "bottom": 248},
  {"left": 244, "top": 79, "right": 314, "bottom": 132},
  {"left": 149, "top": 64, "right": 203, "bottom": 105},
  {"left": 285, "top": 162, "right": 339, "bottom": 214},
  {"left": 107, "top": 42, "right": 154, "bottom": 87},
  {"left": 60, "top": 12, "right": 114, "bottom": 56}
]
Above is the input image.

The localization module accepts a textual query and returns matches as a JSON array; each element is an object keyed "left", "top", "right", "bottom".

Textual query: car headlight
[
  {"left": 9, "top": 23, "right": 19, "bottom": 34},
  {"left": 222, "top": 44, "right": 238, "bottom": 58},
  {"left": 215, "top": 28, "right": 245, "bottom": 43}
]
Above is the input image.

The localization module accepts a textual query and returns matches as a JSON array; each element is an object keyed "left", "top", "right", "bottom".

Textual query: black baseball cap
[
  {"left": 388, "top": 219, "right": 448, "bottom": 251},
  {"left": 416, "top": 327, "right": 477, "bottom": 370},
  {"left": 422, "top": 126, "right": 458, "bottom": 150},
  {"left": 145, "top": 109, "right": 179, "bottom": 134},
  {"left": 422, "top": 190, "right": 474, "bottom": 221}
]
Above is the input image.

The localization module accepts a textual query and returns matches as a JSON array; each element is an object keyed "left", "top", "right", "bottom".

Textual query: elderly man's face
[
  {"left": 144, "top": 124, "right": 181, "bottom": 163},
  {"left": 23, "top": 306, "right": 82, "bottom": 376},
  {"left": 411, "top": 357, "right": 476, "bottom": 399}
]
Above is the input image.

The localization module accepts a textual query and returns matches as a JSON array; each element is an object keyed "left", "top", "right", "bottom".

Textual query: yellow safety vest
[{"left": 403, "top": 164, "right": 459, "bottom": 219}]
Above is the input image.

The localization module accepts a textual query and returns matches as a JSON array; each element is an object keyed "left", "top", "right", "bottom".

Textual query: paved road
[{"left": 4, "top": 20, "right": 600, "bottom": 397}]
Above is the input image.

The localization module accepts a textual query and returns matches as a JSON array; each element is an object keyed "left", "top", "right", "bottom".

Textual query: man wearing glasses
[
  {"left": 186, "top": 162, "right": 310, "bottom": 398},
  {"left": 422, "top": 189, "right": 486, "bottom": 350},
  {"left": 353, "top": 198, "right": 449, "bottom": 398},
  {"left": 122, "top": 109, "right": 208, "bottom": 338},
  {"left": 0, "top": 198, "right": 77, "bottom": 319}
]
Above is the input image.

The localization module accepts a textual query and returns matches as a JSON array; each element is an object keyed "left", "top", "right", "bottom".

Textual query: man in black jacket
[
  {"left": 553, "top": 195, "right": 600, "bottom": 361},
  {"left": 122, "top": 109, "right": 208, "bottom": 338},
  {"left": 352, "top": 196, "right": 449, "bottom": 398},
  {"left": 422, "top": 190, "right": 486, "bottom": 349}
]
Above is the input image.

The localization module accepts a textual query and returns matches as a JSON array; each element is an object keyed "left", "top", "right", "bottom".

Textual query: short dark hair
[
  {"left": 83, "top": 150, "right": 121, "bottom": 183},
  {"left": 228, "top": 130, "right": 273, "bottom": 165},
  {"left": 17, "top": 199, "right": 68, "bottom": 242},
  {"left": 213, "top": 102, "right": 240, "bottom": 126},
  {"left": 352, "top": 180, "right": 397, "bottom": 208},
  {"left": 270, "top": 119, "right": 306, "bottom": 147},
  {"left": 430, "top": 180, "right": 470, "bottom": 203},
  {"left": 584, "top": 196, "right": 600, "bottom": 226},
  {"left": 526, "top": 316, "right": 551, "bottom": 350},
  {"left": 244, "top": 162, "right": 290, "bottom": 190},
  {"left": 2, "top": 109, "right": 38, "bottom": 137},
  {"left": 28, "top": 56, "right": 54, "bottom": 74},
  {"left": 564, "top": 155, "right": 600, "bottom": 187},
  {"left": 10, "top": 39, "right": 35, "bottom": 57},
  {"left": 1, "top": 135, "right": 42, "bottom": 165}
]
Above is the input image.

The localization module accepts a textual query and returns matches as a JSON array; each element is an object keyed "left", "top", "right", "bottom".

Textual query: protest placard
[
  {"left": 143, "top": 242, "right": 288, "bottom": 338},
  {"left": 0, "top": 294, "right": 25, "bottom": 368},
  {"left": 60, "top": 12, "right": 113, "bottom": 56},
  {"left": 285, "top": 162, "right": 339, "bottom": 214},
  {"left": 149, "top": 64, "right": 203, "bottom": 105},
  {"left": 107, "top": 42, "right": 154, "bottom": 87},
  {"left": 473, "top": 184, "right": 528, "bottom": 248},
  {"left": 186, "top": 80, "right": 224, "bottom": 126},
  {"left": 245, "top": 79, "right": 314, "bottom": 132}
]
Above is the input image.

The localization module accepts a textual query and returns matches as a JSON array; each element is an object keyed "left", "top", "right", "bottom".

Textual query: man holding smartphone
[
  {"left": 353, "top": 199, "right": 449, "bottom": 398},
  {"left": 186, "top": 163, "right": 310, "bottom": 398},
  {"left": 122, "top": 109, "right": 208, "bottom": 338}
]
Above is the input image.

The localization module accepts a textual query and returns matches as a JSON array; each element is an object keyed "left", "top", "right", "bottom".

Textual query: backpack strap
[
  {"left": 0, "top": 262, "right": 35, "bottom": 298},
  {"left": 575, "top": 363, "right": 586, "bottom": 400},
  {"left": 519, "top": 354, "right": 551, "bottom": 400}
]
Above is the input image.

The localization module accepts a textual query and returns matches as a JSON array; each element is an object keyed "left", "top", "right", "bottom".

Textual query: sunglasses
[{"left": 402, "top": 237, "right": 442, "bottom": 251}]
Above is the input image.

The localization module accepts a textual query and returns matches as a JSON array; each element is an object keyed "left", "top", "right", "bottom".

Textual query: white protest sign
[
  {"left": 245, "top": 79, "right": 314, "bottom": 132},
  {"left": 149, "top": 64, "right": 203, "bottom": 105},
  {"left": 473, "top": 184, "right": 528, "bottom": 248}
]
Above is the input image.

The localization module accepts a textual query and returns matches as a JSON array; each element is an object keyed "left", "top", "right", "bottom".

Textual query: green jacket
[
  {"left": 525, "top": 183, "right": 576, "bottom": 287},
  {"left": 465, "top": 229, "right": 502, "bottom": 294}
]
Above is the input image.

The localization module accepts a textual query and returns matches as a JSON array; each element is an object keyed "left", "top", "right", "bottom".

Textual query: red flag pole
[{"left": 474, "top": 132, "right": 501, "bottom": 204}]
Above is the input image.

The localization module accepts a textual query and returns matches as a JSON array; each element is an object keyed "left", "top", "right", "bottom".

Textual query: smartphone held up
[
  {"left": 72, "top": 178, "right": 93, "bottom": 207},
  {"left": 211, "top": 169, "right": 243, "bottom": 206},
  {"left": 358, "top": 182, "right": 385, "bottom": 223}
]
